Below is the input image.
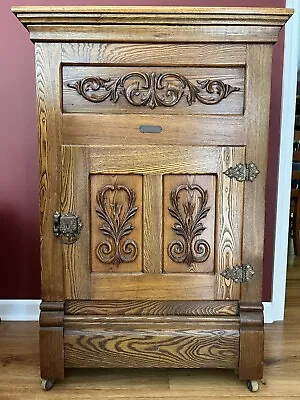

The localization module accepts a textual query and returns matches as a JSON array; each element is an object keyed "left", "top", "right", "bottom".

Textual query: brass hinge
[
  {"left": 53, "top": 211, "right": 83, "bottom": 244},
  {"left": 220, "top": 264, "right": 255, "bottom": 283},
  {"left": 223, "top": 163, "right": 260, "bottom": 182}
]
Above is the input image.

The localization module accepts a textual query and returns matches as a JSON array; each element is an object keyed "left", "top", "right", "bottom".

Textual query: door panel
[
  {"left": 90, "top": 174, "right": 143, "bottom": 273},
  {"left": 61, "top": 145, "right": 244, "bottom": 301},
  {"left": 163, "top": 174, "right": 216, "bottom": 273}
]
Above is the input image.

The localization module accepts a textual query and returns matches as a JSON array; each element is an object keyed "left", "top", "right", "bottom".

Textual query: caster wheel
[
  {"left": 247, "top": 380, "right": 259, "bottom": 392},
  {"left": 41, "top": 379, "right": 55, "bottom": 391}
]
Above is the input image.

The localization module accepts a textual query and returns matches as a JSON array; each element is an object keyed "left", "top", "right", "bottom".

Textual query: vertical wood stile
[
  {"left": 61, "top": 145, "right": 91, "bottom": 299},
  {"left": 36, "top": 42, "right": 63, "bottom": 301},
  {"left": 238, "top": 44, "right": 273, "bottom": 382},
  {"left": 216, "top": 147, "right": 244, "bottom": 300},
  {"left": 242, "top": 44, "right": 273, "bottom": 304},
  {"left": 36, "top": 43, "right": 65, "bottom": 381},
  {"left": 143, "top": 175, "right": 163, "bottom": 273}
]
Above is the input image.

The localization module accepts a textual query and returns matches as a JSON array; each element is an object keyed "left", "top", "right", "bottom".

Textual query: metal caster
[
  {"left": 247, "top": 380, "right": 259, "bottom": 392},
  {"left": 41, "top": 378, "right": 55, "bottom": 391}
]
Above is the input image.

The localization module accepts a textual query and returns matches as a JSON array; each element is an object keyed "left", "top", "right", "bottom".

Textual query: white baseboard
[
  {"left": 263, "top": 302, "right": 273, "bottom": 323},
  {"left": 263, "top": 301, "right": 285, "bottom": 323},
  {"left": 0, "top": 300, "right": 41, "bottom": 321},
  {"left": 0, "top": 300, "right": 277, "bottom": 323}
]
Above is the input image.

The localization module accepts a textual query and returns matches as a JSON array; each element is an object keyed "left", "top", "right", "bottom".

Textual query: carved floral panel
[
  {"left": 90, "top": 174, "right": 143, "bottom": 273},
  {"left": 164, "top": 175, "right": 216, "bottom": 273},
  {"left": 63, "top": 66, "right": 244, "bottom": 115}
]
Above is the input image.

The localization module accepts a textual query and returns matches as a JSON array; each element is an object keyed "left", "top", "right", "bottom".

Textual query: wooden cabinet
[{"left": 13, "top": 6, "right": 292, "bottom": 392}]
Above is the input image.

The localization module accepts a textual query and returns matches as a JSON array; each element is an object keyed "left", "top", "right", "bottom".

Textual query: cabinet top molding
[{"left": 12, "top": 6, "right": 293, "bottom": 43}]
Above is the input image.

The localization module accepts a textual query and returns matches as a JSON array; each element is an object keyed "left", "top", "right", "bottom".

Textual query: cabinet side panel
[
  {"left": 36, "top": 43, "right": 63, "bottom": 300},
  {"left": 242, "top": 44, "right": 273, "bottom": 304}
]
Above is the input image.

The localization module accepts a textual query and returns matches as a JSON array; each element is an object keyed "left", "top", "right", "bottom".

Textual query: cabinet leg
[
  {"left": 39, "top": 302, "right": 64, "bottom": 382},
  {"left": 238, "top": 304, "right": 264, "bottom": 381}
]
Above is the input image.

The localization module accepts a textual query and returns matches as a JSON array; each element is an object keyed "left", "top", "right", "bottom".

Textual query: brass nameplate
[{"left": 139, "top": 125, "right": 162, "bottom": 134}]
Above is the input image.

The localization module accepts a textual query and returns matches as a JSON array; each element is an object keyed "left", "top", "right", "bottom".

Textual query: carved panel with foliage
[
  {"left": 164, "top": 174, "right": 216, "bottom": 273},
  {"left": 90, "top": 174, "right": 143, "bottom": 273}
]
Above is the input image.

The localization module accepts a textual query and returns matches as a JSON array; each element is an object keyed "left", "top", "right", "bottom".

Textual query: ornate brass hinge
[
  {"left": 53, "top": 211, "right": 83, "bottom": 244},
  {"left": 220, "top": 264, "right": 255, "bottom": 283},
  {"left": 223, "top": 163, "right": 260, "bottom": 182}
]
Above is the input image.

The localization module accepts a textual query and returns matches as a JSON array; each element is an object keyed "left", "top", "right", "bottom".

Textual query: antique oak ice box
[{"left": 13, "top": 6, "right": 292, "bottom": 392}]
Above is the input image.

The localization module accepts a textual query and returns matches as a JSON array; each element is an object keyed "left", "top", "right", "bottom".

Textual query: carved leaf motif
[
  {"left": 168, "top": 183, "right": 211, "bottom": 269},
  {"left": 67, "top": 72, "right": 240, "bottom": 109},
  {"left": 95, "top": 184, "right": 138, "bottom": 265}
]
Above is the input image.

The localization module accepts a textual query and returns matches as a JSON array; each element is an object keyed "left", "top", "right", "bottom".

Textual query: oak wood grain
[
  {"left": 61, "top": 146, "right": 91, "bottom": 299},
  {"left": 36, "top": 43, "right": 64, "bottom": 301},
  {"left": 61, "top": 43, "right": 247, "bottom": 65},
  {"left": 90, "top": 273, "right": 215, "bottom": 301},
  {"left": 62, "top": 114, "right": 246, "bottom": 147},
  {"left": 25, "top": 24, "right": 283, "bottom": 44},
  {"left": 63, "top": 315, "right": 240, "bottom": 331},
  {"left": 65, "top": 300, "right": 239, "bottom": 316},
  {"left": 241, "top": 44, "right": 273, "bottom": 305},
  {"left": 89, "top": 145, "right": 221, "bottom": 175},
  {"left": 39, "top": 302, "right": 64, "bottom": 380},
  {"left": 64, "top": 328, "right": 239, "bottom": 369},
  {"left": 12, "top": 6, "right": 293, "bottom": 27},
  {"left": 143, "top": 175, "right": 162, "bottom": 273},
  {"left": 238, "top": 304, "right": 264, "bottom": 380},
  {"left": 215, "top": 147, "right": 244, "bottom": 300}
]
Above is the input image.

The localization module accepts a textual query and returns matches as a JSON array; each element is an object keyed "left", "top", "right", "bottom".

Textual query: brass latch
[
  {"left": 223, "top": 163, "right": 260, "bottom": 182},
  {"left": 221, "top": 264, "right": 255, "bottom": 283},
  {"left": 53, "top": 211, "right": 83, "bottom": 244}
]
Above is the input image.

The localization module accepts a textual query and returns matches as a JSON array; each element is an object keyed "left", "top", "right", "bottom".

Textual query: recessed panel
[
  {"left": 164, "top": 174, "right": 216, "bottom": 273},
  {"left": 90, "top": 174, "right": 143, "bottom": 273},
  {"left": 63, "top": 66, "right": 244, "bottom": 115}
]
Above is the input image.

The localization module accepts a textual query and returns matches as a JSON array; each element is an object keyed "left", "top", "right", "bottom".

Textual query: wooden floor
[{"left": 1, "top": 256, "right": 300, "bottom": 399}]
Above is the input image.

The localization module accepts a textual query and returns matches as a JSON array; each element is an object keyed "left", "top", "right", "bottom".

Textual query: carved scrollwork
[
  {"left": 168, "top": 183, "right": 211, "bottom": 267},
  {"left": 95, "top": 184, "right": 138, "bottom": 265},
  {"left": 67, "top": 72, "right": 240, "bottom": 109}
]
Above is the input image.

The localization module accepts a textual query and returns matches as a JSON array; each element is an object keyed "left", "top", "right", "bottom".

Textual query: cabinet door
[{"left": 61, "top": 145, "right": 244, "bottom": 301}]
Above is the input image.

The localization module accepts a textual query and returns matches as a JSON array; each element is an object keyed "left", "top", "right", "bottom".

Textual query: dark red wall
[{"left": 0, "top": 0, "right": 285, "bottom": 300}]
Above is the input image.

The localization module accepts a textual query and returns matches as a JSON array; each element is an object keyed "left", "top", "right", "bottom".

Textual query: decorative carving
[
  {"left": 223, "top": 163, "right": 260, "bottom": 182},
  {"left": 95, "top": 184, "right": 138, "bottom": 265},
  {"left": 168, "top": 183, "right": 211, "bottom": 267},
  {"left": 67, "top": 72, "right": 240, "bottom": 109},
  {"left": 221, "top": 264, "right": 255, "bottom": 283}
]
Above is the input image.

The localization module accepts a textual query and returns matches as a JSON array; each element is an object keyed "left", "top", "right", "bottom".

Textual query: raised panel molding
[
  {"left": 95, "top": 183, "right": 138, "bottom": 265},
  {"left": 0, "top": 300, "right": 275, "bottom": 322},
  {"left": 167, "top": 182, "right": 211, "bottom": 267}
]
